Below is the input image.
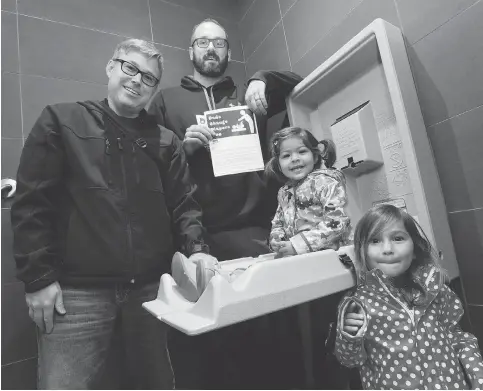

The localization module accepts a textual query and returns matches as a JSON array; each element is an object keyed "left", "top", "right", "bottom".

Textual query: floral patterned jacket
[
  {"left": 269, "top": 168, "right": 351, "bottom": 254},
  {"left": 335, "top": 265, "right": 483, "bottom": 390}
]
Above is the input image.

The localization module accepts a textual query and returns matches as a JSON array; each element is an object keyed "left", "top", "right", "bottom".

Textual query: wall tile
[
  {"left": 1, "top": 283, "right": 38, "bottom": 365},
  {"left": 279, "top": 0, "right": 297, "bottom": 16},
  {"left": 240, "top": 0, "right": 280, "bottom": 59},
  {"left": 1, "top": 210, "right": 17, "bottom": 285},
  {"left": 156, "top": 46, "right": 193, "bottom": 89},
  {"left": 149, "top": 0, "right": 243, "bottom": 61},
  {"left": 18, "top": 0, "right": 152, "bottom": 40},
  {"left": 1, "top": 73, "right": 23, "bottom": 138},
  {"left": 18, "top": 15, "right": 124, "bottom": 83},
  {"left": 224, "top": 23, "right": 243, "bottom": 62},
  {"left": 408, "top": 2, "right": 483, "bottom": 126},
  {"left": 150, "top": 0, "right": 197, "bottom": 48},
  {"left": 1, "top": 0, "right": 16, "bottom": 12},
  {"left": 427, "top": 105, "right": 483, "bottom": 212},
  {"left": 246, "top": 23, "right": 290, "bottom": 77},
  {"left": 448, "top": 209, "right": 483, "bottom": 305},
  {"left": 164, "top": 0, "right": 241, "bottom": 22},
  {"left": 283, "top": 0, "right": 362, "bottom": 64},
  {"left": 1, "top": 11, "right": 19, "bottom": 73},
  {"left": 1, "top": 358, "right": 37, "bottom": 390},
  {"left": 293, "top": 0, "right": 400, "bottom": 77},
  {"left": 467, "top": 305, "right": 483, "bottom": 348},
  {"left": 1, "top": 139, "right": 23, "bottom": 179},
  {"left": 396, "top": 0, "right": 478, "bottom": 45},
  {"left": 20, "top": 75, "right": 106, "bottom": 137},
  {"left": 238, "top": 0, "right": 255, "bottom": 21}
]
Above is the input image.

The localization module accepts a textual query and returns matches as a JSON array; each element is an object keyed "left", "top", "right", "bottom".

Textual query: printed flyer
[{"left": 198, "top": 105, "right": 264, "bottom": 177}]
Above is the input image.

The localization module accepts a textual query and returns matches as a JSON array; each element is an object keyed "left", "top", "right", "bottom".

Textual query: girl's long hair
[
  {"left": 265, "top": 126, "right": 337, "bottom": 183},
  {"left": 353, "top": 204, "right": 446, "bottom": 306}
]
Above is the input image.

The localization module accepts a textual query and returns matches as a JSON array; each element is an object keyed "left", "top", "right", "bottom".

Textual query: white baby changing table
[{"left": 142, "top": 246, "right": 356, "bottom": 335}]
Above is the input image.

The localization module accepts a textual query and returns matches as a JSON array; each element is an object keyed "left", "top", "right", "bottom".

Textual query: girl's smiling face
[
  {"left": 366, "top": 220, "right": 415, "bottom": 277},
  {"left": 278, "top": 137, "right": 316, "bottom": 182}
]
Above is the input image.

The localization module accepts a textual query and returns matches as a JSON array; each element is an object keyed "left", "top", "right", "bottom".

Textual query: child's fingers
[
  {"left": 343, "top": 325, "right": 361, "bottom": 335},
  {"left": 347, "top": 301, "right": 363, "bottom": 313},
  {"left": 344, "top": 318, "right": 364, "bottom": 327},
  {"left": 345, "top": 312, "right": 364, "bottom": 321}
]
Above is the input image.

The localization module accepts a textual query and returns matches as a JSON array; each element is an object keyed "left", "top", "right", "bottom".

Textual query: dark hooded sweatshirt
[
  {"left": 11, "top": 99, "right": 206, "bottom": 292},
  {"left": 148, "top": 71, "right": 302, "bottom": 233}
]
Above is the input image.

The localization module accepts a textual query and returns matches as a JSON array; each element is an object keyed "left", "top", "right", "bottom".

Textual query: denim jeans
[{"left": 37, "top": 281, "right": 174, "bottom": 389}]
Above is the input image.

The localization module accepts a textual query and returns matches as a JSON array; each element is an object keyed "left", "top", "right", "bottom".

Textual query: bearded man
[{"left": 148, "top": 18, "right": 303, "bottom": 390}]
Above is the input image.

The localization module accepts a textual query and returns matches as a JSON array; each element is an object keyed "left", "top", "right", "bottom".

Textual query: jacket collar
[
  {"left": 280, "top": 168, "right": 345, "bottom": 195},
  {"left": 362, "top": 264, "right": 443, "bottom": 310}
]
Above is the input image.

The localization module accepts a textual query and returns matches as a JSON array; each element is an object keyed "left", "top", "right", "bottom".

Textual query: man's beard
[{"left": 193, "top": 51, "right": 229, "bottom": 77}]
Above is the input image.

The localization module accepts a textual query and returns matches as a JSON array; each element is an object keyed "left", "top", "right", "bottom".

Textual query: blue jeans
[{"left": 37, "top": 282, "right": 174, "bottom": 389}]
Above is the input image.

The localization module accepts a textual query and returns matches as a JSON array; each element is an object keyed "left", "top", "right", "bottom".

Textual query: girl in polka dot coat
[{"left": 335, "top": 204, "right": 483, "bottom": 390}]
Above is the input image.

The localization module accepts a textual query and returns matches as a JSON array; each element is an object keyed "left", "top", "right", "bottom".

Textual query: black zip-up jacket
[
  {"left": 11, "top": 99, "right": 207, "bottom": 293},
  {"left": 148, "top": 70, "right": 302, "bottom": 232}
]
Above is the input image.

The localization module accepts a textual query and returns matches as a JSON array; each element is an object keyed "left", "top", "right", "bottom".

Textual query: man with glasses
[
  {"left": 11, "top": 38, "right": 216, "bottom": 389},
  {"left": 148, "top": 18, "right": 305, "bottom": 389}
]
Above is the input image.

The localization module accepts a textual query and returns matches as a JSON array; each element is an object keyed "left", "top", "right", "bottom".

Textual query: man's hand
[
  {"left": 343, "top": 301, "right": 364, "bottom": 336},
  {"left": 25, "top": 282, "right": 66, "bottom": 334},
  {"left": 245, "top": 80, "right": 268, "bottom": 115},
  {"left": 183, "top": 125, "right": 216, "bottom": 156},
  {"left": 275, "top": 241, "right": 296, "bottom": 258}
]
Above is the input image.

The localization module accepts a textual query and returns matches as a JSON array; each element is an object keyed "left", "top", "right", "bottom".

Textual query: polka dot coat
[{"left": 335, "top": 266, "right": 483, "bottom": 389}]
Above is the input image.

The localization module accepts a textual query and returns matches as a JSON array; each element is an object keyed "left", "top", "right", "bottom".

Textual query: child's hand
[
  {"left": 270, "top": 238, "right": 285, "bottom": 252},
  {"left": 343, "top": 301, "right": 364, "bottom": 336},
  {"left": 275, "top": 241, "right": 296, "bottom": 258}
]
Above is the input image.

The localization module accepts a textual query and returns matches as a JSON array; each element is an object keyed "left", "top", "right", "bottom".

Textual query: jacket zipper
[
  {"left": 117, "top": 137, "right": 135, "bottom": 278},
  {"left": 104, "top": 138, "right": 113, "bottom": 186},
  {"left": 132, "top": 143, "right": 140, "bottom": 184},
  {"left": 376, "top": 275, "right": 415, "bottom": 327}
]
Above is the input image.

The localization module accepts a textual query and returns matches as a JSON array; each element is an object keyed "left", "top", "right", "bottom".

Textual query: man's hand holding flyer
[{"left": 197, "top": 105, "right": 264, "bottom": 177}]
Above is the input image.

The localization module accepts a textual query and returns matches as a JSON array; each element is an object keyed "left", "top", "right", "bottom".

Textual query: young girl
[
  {"left": 265, "top": 126, "right": 351, "bottom": 257},
  {"left": 173, "top": 126, "right": 352, "bottom": 300},
  {"left": 335, "top": 204, "right": 483, "bottom": 390},
  {"left": 264, "top": 126, "right": 353, "bottom": 389}
]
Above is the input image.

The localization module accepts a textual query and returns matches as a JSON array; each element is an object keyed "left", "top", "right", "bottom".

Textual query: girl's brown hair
[
  {"left": 265, "top": 126, "right": 336, "bottom": 182},
  {"left": 354, "top": 204, "right": 446, "bottom": 305}
]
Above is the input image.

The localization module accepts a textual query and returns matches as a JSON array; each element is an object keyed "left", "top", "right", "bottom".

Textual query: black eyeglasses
[
  {"left": 113, "top": 59, "right": 159, "bottom": 87},
  {"left": 192, "top": 38, "right": 228, "bottom": 49}
]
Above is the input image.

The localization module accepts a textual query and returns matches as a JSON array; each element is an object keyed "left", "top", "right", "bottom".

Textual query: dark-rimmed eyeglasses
[
  {"left": 113, "top": 59, "right": 159, "bottom": 87},
  {"left": 192, "top": 38, "right": 228, "bottom": 49}
]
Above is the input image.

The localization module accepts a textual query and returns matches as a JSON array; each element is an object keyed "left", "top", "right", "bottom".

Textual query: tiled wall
[
  {"left": 1, "top": 0, "right": 243, "bottom": 388},
  {"left": 3, "top": 0, "right": 483, "bottom": 387},
  {"left": 239, "top": 0, "right": 483, "bottom": 342}
]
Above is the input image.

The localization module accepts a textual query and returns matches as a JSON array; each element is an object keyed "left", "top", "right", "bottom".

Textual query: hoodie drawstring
[
  {"left": 209, "top": 87, "right": 216, "bottom": 110},
  {"left": 203, "top": 86, "right": 216, "bottom": 111}
]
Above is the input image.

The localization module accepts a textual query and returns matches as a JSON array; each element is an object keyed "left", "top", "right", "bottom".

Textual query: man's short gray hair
[
  {"left": 111, "top": 38, "right": 164, "bottom": 78},
  {"left": 190, "top": 18, "right": 228, "bottom": 46}
]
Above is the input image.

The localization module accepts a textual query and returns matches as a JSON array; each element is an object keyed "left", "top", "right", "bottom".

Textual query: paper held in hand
[{"left": 197, "top": 105, "right": 264, "bottom": 177}]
